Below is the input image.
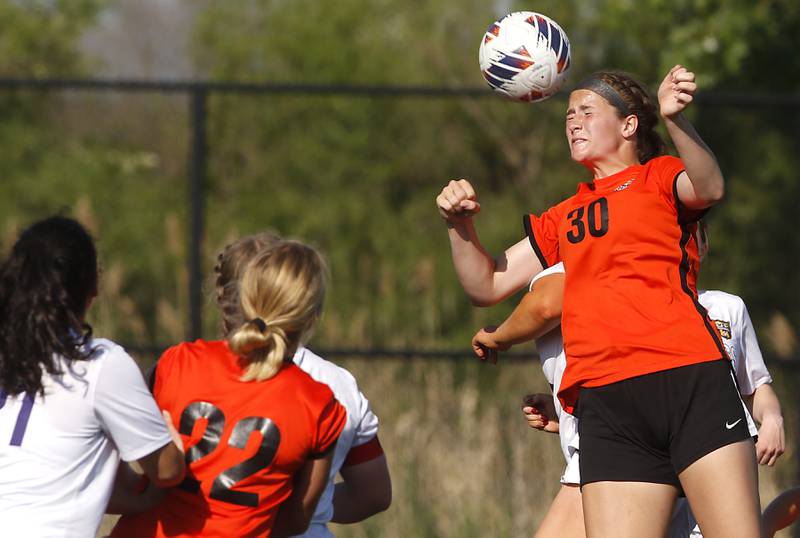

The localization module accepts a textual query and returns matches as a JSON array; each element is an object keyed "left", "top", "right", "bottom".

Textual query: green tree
[
  {"left": 0, "top": 0, "right": 194, "bottom": 344},
  {"left": 190, "top": 0, "right": 798, "bottom": 354}
]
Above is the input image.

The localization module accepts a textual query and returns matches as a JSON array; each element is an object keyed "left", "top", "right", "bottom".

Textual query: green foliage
[
  {"left": 191, "top": 0, "right": 585, "bottom": 346},
  {"left": 0, "top": 0, "right": 797, "bottom": 355},
  {"left": 188, "top": 0, "right": 799, "bottom": 354},
  {"left": 1, "top": 1, "right": 799, "bottom": 536},
  {"left": 0, "top": 0, "right": 190, "bottom": 343},
  {"left": 0, "top": 0, "right": 107, "bottom": 76}
]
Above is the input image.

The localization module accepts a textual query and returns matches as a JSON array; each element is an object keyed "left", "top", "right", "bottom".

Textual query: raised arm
[
  {"left": 437, "top": 179, "right": 542, "bottom": 306},
  {"left": 658, "top": 65, "right": 725, "bottom": 208},
  {"left": 472, "top": 271, "right": 565, "bottom": 362}
]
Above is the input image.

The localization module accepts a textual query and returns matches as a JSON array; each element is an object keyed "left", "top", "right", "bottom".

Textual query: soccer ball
[{"left": 479, "top": 11, "right": 571, "bottom": 102}]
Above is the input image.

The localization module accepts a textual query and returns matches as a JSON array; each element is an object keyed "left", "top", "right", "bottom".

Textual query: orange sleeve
[
  {"left": 651, "top": 155, "right": 706, "bottom": 224},
  {"left": 309, "top": 397, "right": 347, "bottom": 459},
  {"left": 523, "top": 203, "right": 565, "bottom": 269},
  {"left": 652, "top": 155, "right": 686, "bottom": 195}
]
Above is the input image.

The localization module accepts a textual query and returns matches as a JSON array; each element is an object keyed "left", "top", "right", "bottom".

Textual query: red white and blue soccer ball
[{"left": 479, "top": 11, "right": 571, "bottom": 103}]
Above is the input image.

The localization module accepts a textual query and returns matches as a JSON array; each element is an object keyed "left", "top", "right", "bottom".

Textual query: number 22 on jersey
[{"left": 177, "top": 401, "right": 281, "bottom": 507}]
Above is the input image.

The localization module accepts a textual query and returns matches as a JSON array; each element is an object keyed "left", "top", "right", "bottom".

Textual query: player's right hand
[
  {"left": 755, "top": 414, "right": 785, "bottom": 467},
  {"left": 472, "top": 325, "right": 509, "bottom": 364},
  {"left": 521, "top": 393, "right": 559, "bottom": 434},
  {"left": 436, "top": 179, "right": 481, "bottom": 224}
]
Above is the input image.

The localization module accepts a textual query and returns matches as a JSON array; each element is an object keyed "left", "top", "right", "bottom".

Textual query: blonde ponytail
[{"left": 227, "top": 241, "right": 327, "bottom": 382}]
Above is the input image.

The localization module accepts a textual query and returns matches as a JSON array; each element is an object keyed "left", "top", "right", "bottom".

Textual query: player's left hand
[
  {"left": 756, "top": 414, "right": 785, "bottom": 466},
  {"left": 471, "top": 326, "right": 509, "bottom": 364},
  {"left": 658, "top": 65, "right": 698, "bottom": 118}
]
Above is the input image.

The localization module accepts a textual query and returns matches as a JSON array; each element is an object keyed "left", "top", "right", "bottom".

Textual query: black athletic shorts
[{"left": 577, "top": 359, "right": 753, "bottom": 488}]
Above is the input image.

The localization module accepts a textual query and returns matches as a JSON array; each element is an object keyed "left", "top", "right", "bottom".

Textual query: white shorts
[{"left": 560, "top": 448, "right": 581, "bottom": 486}]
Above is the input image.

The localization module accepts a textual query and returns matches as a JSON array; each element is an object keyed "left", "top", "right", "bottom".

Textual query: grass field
[{"left": 99, "top": 355, "right": 800, "bottom": 537}]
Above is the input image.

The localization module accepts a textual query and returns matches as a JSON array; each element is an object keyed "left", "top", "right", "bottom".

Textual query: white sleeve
[
  {"left": 529, "top": 261, "right": 565, "bottom": 289},
  {"left": 735, "top": 302, "right": 772, "bottom": 396},
  {"left": 350, "top": 388, "right": 379, "bottom": 447},
  {"left": 92, "top": 346, "right": 173, "bottom": 462}
]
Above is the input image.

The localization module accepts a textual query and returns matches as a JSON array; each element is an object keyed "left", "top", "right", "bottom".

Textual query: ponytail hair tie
[{"left": 251, "top": 317, "right": 268, "bottom": 332}]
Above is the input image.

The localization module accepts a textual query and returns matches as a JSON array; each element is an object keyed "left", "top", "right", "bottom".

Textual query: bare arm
[
  {"left": 331, "top": 454, "right": 392, "bottom": 524},
  {"left": 437, "top": 179, "right": 543, "bottom": 306},
  {"left": 659, "top": 65, "right": 725, "bottom": 208},
  {"left": 272, "top": 450, "right": 335, "bottom": 537},
  {"left": 107, "top": 410, "right": 185, "bottom": 514},
  {"left": 135, "top": 410, "right": 185, "bottom": 488},
  {"left": 472, "top": 272, "right": 564, "bottom": 362},
  {"left": 751, "top": 383, "right": 785, "bottom": 466},
  {"left": 105, "top": 463, "right": 166, "bottom": 515},
  {"left": 135, "top": 443, "right": 184, "bottom": 488},
  {"left": 763, "top": 487, "right": 800, "bottom": 538}
]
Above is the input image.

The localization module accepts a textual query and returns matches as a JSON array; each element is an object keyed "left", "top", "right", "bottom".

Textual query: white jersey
[
  {"left": 669, "top": 290, "right": 771, "bottom": 538},
  {"left": 530, "top": 262, "right": 580, "bottom": 485},
  {"left": 0, "top": 338, "right": 172, "bottom": 538},
  {"left": 699, "top": 290, "right": 772, "bottom": 396},
  {"left": 290, "top": 346, "right": 380, "bottom": 538}
]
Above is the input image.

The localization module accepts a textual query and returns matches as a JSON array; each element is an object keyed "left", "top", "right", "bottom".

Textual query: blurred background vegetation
[{"left": 0, "top": 0, "right": 798, "bottom": 536}]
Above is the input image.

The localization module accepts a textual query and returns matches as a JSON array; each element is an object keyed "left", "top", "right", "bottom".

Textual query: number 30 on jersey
[{"left": 566, "top": 197, "right": 609, "bottom": 244}]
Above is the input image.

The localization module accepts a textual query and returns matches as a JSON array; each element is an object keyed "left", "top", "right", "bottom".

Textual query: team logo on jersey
[
  {"left": 712, "top": 319, "right": 731, "bottom": 339},
  {"left": 614, "top": 178, "right": 636, "bottom": 191}
]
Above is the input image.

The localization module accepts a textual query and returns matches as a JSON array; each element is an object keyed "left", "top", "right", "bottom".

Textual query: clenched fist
[
  {"left": 658, "top": 64, "right": 698, "bottom": 119},
  {"left": 436, "top": 179, "right": 481, "bottom": 224}
]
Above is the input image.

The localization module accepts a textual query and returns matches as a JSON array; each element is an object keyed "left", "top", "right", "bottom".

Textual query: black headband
[{"left": 576, "top": 76, "right": 631, "bottom": 116}]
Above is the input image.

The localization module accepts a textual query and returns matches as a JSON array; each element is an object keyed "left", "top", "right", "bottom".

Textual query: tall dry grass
[
  {"left": 327, "top": 356, "right": 563, "bottom": 538},
  {"left": 97, "top": 354, "right": 799, "bottom": 537},
  {"left": 330, "top": 356, "right": 800, "bottom": 538}
]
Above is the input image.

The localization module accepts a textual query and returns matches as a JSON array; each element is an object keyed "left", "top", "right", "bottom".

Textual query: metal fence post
[{"left": 188, "top": 86, "right": 207, "bottom": 341}]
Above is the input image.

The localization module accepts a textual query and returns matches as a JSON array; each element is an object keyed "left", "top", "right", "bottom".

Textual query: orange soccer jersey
[
  {"left": 525, "top": 155, "right": 727, "bottom": 414},
  {"left": 112, "top": 340, "right": 346, "bottom": 538}
]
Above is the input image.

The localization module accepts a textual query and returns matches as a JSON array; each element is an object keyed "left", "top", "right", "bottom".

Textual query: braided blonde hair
[{"left": 214, "top": 232, "right": 283, "bottom": 337}]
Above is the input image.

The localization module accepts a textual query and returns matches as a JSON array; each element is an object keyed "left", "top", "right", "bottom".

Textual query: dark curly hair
[
  {"left": 579, "top": 71, "right": 667, "bottom": 164},
  {"left": 0, "top": 216, "right": 98, "bottom": 396}
]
